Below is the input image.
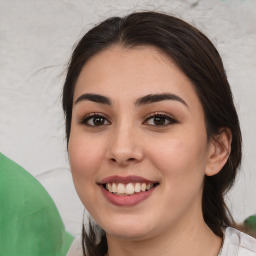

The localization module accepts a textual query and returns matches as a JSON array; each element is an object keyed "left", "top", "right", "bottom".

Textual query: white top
[
  {"left": 220, "top": 227, "right": 256, "bottom": 256},
  {"left": 67, "top": 227, "right": 256, "bottom": 256}
]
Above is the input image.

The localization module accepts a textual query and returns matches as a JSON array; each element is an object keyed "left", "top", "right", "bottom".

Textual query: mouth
[
  {"left": 103, "top": 182, "right": 159, "bottom": 196},
  {"left": 98, "top": 176, "right": 159, "bottom": 206}
]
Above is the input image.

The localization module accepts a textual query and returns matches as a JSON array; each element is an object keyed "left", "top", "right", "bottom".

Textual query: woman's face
[{"left": 68, "top": 45, "right": 213, "bottom": 241}]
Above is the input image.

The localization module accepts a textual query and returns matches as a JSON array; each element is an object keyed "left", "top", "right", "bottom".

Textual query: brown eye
[
  {"left": 93, "top": 117, "right": 105, "bottom": 126},
  {"left": 153, "top": 116, "right": 166, "bottom": 126},
  {"left": 80, "top": 114, "right": 110, "bottom": 127},
  {"left": 144, "top": 113, "right": 177, "bottom": 126}
]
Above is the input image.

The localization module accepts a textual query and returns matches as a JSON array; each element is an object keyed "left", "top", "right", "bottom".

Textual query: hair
[{"left": 62, "top": 11, "right": 242, "bottom": 256}]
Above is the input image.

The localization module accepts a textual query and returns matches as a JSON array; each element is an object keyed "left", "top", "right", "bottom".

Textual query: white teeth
[
  {"left": 106, "top": 183, "right": 112, "bottom": 192},
  {"left": 134, "top": 183, "right": 140, "bottom": 193},
  {"left": 112, "top": 183, "right": 117, "bottom": 193},
  {"left": 146, "top": 184, "right": 152, "bottom": 190},
  {"left": 126, "top": 183, "right": 135, "bottom": 195},
  {"left": 105, "top": 182, "right": 155, "bottom": 194},
  {"left": 117, "top": 183, "right": 126, "bottom": 194}
]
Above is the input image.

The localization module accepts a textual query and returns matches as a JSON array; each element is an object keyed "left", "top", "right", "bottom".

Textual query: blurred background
[{"left": 0, "top": 0, "right": 256, "bottom": 236}]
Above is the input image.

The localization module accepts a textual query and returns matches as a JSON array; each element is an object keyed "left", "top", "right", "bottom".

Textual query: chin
[
  {"left": 106, "top": 228, "right": 152, "bottom": 241},
  {"left": 98, "top": 216, "right": 155, "bottom": 241}
]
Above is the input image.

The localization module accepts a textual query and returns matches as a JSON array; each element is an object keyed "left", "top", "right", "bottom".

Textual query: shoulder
[
  {"left": 221, "top": 227, "right": 256, "bottom": 256},
  {"left": 66, "top": 236, "right": 83, "bottom": 256},
  {"left": 66, "top": 228, "right": 256, "bottom": 256}
]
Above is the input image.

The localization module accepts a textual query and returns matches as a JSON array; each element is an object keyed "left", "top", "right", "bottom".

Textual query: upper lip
[{"left": 98, "top": 175, "right": 158, "bottom": 184}]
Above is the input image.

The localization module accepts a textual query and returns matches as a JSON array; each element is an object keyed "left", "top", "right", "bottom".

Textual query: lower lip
[{"left": 100, "top": 185, "right": 156, "bottom": 206}]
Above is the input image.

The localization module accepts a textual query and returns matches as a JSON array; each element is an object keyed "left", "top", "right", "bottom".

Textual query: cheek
[
  {"left": 68, "top": 135, "right": 105, "bottom": 208},
  {"left": 68, "top": 134, "right": 104, "bottom": 181},
  {"left": 148, "top": 132, "right": 209, "bottom": 184}
]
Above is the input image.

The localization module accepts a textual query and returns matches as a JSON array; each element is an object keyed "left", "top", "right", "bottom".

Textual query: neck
[{"left": 106, "top": 215, "right": 222, "bottom": 256}]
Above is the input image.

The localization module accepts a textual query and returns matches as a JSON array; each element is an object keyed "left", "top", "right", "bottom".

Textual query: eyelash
[
  {"left": 79, "top": 113, "right": 111, "bottom": 127},
  {"left": 79, "top": 112, "right": 177, "bottom": 127},
  {"left": 143, "top": 112, "right": 177, "bottom": 127}
]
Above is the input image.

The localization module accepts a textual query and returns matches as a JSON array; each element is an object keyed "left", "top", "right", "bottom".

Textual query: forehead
[{"left": 73, "top": 45, "right": 200, "bottom": 107}]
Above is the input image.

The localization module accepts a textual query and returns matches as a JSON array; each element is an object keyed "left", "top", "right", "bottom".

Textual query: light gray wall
[{"left": 0, "top": 0, "right": 256, "bottom": 236}]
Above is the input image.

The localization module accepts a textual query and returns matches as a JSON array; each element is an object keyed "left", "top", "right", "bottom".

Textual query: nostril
[
  {"left": 127, "top": 158, "right": 136, "bottom": 161},
  {"left": 109, "top": 157, "right": 136, "bottom": 164}
]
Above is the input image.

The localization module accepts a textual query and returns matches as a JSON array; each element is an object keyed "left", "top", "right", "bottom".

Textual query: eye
[
  {"left": 79, "top": 113, "right": 111, "bottom": 127},
  {"left": 143, "top": 113, "right": 177, "bottom": 126}
]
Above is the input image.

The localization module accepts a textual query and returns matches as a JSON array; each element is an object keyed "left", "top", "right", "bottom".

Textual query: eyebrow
[
  {"left": 74, "top": 92, "right": 188, "bottom": 108},
  {"left": 74, "top": 93, "right": 112, "bottom": 105},
  {"left": 135, "top": 93, "right": 188, "bottom": 107}
]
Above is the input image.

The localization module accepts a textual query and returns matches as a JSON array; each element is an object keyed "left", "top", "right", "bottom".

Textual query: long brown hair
[{"left": 62, "top": 11, "right": 242, "bottom": 256}]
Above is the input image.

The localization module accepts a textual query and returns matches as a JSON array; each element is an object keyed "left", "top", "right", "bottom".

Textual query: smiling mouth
[{"left": 103, "top": 182, "right": 159, "bottom": 196}]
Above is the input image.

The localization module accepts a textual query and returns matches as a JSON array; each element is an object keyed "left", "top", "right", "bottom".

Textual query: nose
[{"left": 106, "top": 123, "right": 144, "bottom": 167}]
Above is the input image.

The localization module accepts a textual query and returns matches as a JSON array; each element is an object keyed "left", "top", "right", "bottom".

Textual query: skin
[{"left": 68, "top": 45, "right": 231, "bottom": 256}]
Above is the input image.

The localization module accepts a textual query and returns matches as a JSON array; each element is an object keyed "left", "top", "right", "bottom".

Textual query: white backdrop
[{"left": 0, "top": 0, "right": 256, "bottom": 236}]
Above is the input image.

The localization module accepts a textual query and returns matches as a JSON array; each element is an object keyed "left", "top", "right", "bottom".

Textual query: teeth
[
  {"left": 112, "top": 183, "right": 117, "bottom": 193},
  {"left": 146, "top": 184, "right": 153, "bottom": 190},
  {"left": 117, "top": 183, "right": 126, "bottom": 194},
  {"left": 126, "top": 183, "right": 134, "bottom": 195},
  {"left": 134, "top": 183, "right": 140, "bottom": 193},
  {"left": 105, "top": 182, "right": 155, "bottom": 194},
  {"left": 106, "top": 183, "right": 112, "bottom": 192}
]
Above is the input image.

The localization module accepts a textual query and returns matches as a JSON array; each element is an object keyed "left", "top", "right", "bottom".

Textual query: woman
[{"left": 63, "top": 11, "right": 256, "bottom": 256}]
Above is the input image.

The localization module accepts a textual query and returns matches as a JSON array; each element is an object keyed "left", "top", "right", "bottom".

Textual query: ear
[{"left": 205, "top": 128, "right": 232, "bottom": 176}]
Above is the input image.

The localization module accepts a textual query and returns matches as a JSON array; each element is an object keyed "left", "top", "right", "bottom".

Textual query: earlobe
[{"left": 205, "top": 128, "right": 232, "bottom": 176}]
